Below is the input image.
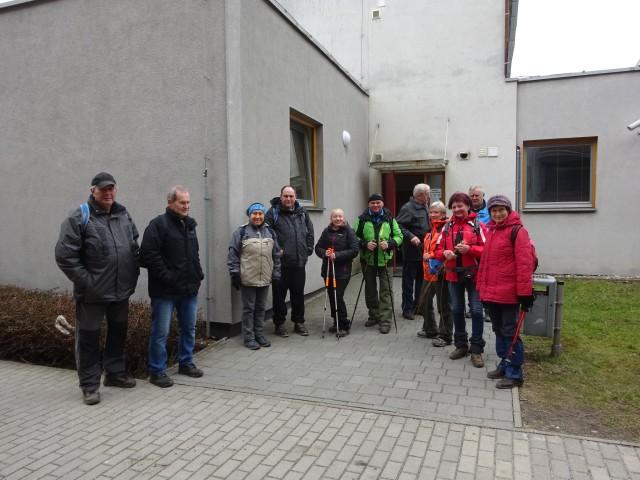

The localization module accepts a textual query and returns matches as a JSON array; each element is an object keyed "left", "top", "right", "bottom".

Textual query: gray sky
[{"left": 510, "top": 0, "right": 640, "bottom": 77}]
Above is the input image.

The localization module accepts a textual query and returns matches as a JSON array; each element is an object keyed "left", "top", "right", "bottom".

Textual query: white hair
[
  {"left": 413, "top": 183, "right": 431, "bottom": 196},
  {"left": 429, "top": 201, "right": 446, "bottom": 213},
  {"left": 468, "top": 185, "right": 484, "bottom": 195}
]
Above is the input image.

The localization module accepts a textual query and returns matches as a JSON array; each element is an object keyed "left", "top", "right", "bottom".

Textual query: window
[
  {"left": 290, "top": 110, "right": 320, "bottom": 206},
  {"left": 523, "top": 137, "right": 597, "bottom": 211}
]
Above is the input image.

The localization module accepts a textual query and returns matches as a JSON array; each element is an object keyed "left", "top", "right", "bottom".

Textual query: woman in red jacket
[
  {"left": 435, "top": 192, "right": 486, "bottom": 368},
  {"left": 476, "top": 195, "right": 535, "bottom": 389}
]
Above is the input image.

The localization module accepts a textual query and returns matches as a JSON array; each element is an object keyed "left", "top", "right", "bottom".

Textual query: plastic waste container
[{"left": 523, "top": 274, "right": 557, "bottom": 337}]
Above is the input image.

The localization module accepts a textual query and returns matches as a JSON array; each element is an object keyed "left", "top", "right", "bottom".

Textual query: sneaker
[
  {"left": 496, "top": 377, "right": 523, "bottom": 389},
  {"left": 104, "top": 373, "right": 136, "bottom": 388},
  {"left": 178, "top": 363, "right": 203, "bottom": 378},
  {"left": 487, "top": 368, "right": 505, "bottom": 379},
  {"left": 364, "top": 318, "right": 379, "bottom": 327},
  {"left": 402, "top": 311, "right": 415, "bottom": 320},
  {"left": 256, "top": 336, "right": 271, "bottom": 347},
  {"left": 274, "top": 325, "right": 289, "bottom": 337},
  {"left": 82, "top": 390, "right": 100, "bottom": 405},
  {"left": 149, "top": 372, "right": 174, "bottom": 388},
  {"left": 449, "top": 347, "right": 468, "bottom": 360},
  {"left": 470, "top": 353, "right": 484, "bottom": 368},
  {"left": 245, "top": 340, "right": 261, "bottom": 350},
  {"left": 293, "top": 323, "right": 309, "bottom": 336},
  {"left": 432, "top": 337, "right": 452, "bottom": 347},
  {"left": 379, "top": 324, "right": 390, "bottom": 334}
]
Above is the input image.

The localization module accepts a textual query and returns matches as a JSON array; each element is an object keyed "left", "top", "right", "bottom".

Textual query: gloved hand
[
  {"left": 518, "top": 294, "right": 535, "bottom": 312},
  {"left": 231, "top": 273, "right": 241, "bottom": 291}
]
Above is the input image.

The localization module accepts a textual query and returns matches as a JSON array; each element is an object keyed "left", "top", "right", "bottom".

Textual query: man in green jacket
[{"left": 353, "top": 193, "right": 403, "bottom": 334}]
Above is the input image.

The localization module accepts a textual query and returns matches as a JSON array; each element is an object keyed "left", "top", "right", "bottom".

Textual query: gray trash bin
[{"left": 523, "top": 274, "right": 557, "bottom": 337}]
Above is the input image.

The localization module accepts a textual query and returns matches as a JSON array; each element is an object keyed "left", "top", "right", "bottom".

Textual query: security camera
[
  {"left": 627, "top": 119, "right": 640, "bottom": 131},
  {"left": 458, "top": 151, "right": 470, "bottom": 160}
]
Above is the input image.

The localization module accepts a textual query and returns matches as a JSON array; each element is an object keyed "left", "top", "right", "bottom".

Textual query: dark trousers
[
  {"left": 401, "top": 260, "right": 423, "bottom": 314},
  {"left": 272, "top": 265, "right": 306, "bottom": 325},
  {"left": 419, "top": 278, "right": 452, "bottom": 341},
  {"left": 448, "top": 279, "right": 485, "bottom": 353},
  {"left": 326, "top": 277, "right": 350, "bottom": 331},
  {"left": 75, "top": 299, "right": 129, "bottom": 392},
  {"left": 484, "top": 302, "right": 524, "bottom": 380}
]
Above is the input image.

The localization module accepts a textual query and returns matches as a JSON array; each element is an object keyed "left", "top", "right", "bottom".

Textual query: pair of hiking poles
[
  {"left": 322, "top": 250, "right": 342, "bottom": 339},
  {"left": 349, "top": 261, "right": 398, "bottom": 334}
]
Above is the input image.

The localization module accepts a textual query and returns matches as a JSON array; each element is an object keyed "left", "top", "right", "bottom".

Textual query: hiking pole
[
  {"left": 321, "top": 256, "right": 331, "bottom": 339},
  {"left": 383, "top": 262, "right": 398, "bottom": 333},
  {"left": 349, "top": 263, "right": 366, "bottom": 329},
  {"left": 331, "top": 258, "right": 340, "bottom": 339},
  {"left": 505, "top": 308, "right": 527, "bottom": 364}
]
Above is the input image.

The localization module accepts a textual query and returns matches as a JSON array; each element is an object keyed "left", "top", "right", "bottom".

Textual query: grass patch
[{"left": 521, "top": 278, "right": 640, "bottom": 441}]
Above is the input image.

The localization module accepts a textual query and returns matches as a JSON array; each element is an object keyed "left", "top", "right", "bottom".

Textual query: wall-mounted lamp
[
  {"left": 342, "top": 130, "right": 351, "bottom": 148},
  {"left": 627, "top": 118, "right": 640, "bottom": 132}
]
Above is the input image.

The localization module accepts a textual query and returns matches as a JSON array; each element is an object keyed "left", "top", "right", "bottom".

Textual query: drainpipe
[
  {"left": 203, "top": 157, "right": 212, "bottom": 338},
  {"left": 515, "top": 146, "right": 521, "bottom": 212}
]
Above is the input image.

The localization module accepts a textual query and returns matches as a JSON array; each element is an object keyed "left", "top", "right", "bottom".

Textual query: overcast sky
[
  {"left": 1, "top": 0, "right": 638, "bottom": 78},
  {"left": 510, "top": 0, "right": 640, "bottom": 77}
]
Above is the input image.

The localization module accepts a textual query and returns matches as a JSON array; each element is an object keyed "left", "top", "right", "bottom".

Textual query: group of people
[{"left": 56, "top": 173, "right": 536, "bottom": 406}]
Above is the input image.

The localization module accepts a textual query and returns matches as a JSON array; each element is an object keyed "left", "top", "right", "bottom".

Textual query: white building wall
[{"left": 517, "top": 70, "right": 640, "bottom": 276}]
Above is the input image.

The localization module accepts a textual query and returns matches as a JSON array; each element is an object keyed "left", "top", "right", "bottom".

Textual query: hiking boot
[
  {"left": 82, "top": 390, "right": 100, "bottom": 406},
  {"left": 496, "top": 377, "right": 523, "bottom": 389},
  {"left": 470, "top": 353, "right": 484, "bottom": 368},
  {"left": 402, "top": 311, "right": 415, "bottom": 320},
  {"left": 245, "top": 340, "right": 261, "bottom": 350},
  {"left": 274, "top": 325, "right": 289, "bottom": 337},
  {"left": 432, "top": 337, "right": 452, "bottom": 347},
  {"left": 293, "top": 323, "right": 309, "bottom": 336},
  {"left": 178, "top": 363, "right": 203, "bottom": 378},
  {"left": 256, "top": 336, "right": 271, "bottom": 347},
  {"left": 104, "top": 373, "right": 136, "bottom": 388},
  {"left": 364, "top": 318, "right": 379, "bottom": 327},
  {"left": 487, "top": 368, "right": 505, "bottom": 379},
  {"left": 336, "top": 330, "right": 349, "bottom": 338},
  {"left": 417, "top": 329, "right": 428, "bottom": 338},
  {"left": 149, "top": 372, "right": 174, "bottom": 388},
  {"left": 449, "top": 347, "right": 468, "bottom": 360},
  {"left": 379, "top": 324, "right": 390, "bottom": 334}
]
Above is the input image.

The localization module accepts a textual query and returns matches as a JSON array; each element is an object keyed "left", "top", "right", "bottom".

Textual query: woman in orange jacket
[{"left": 416, "top": 201, "right": 452, "bottom": 347}]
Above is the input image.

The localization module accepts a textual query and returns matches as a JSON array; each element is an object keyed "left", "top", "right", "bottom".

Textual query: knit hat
[
  {"left": 246, "top": 202, "right": 265, "bottom": 216},
  {"left": 368, "top": 193, "right": 384, "bottom": 202},
  {"left": 487, "top": 195, "right": 512, "bottom": 212}
]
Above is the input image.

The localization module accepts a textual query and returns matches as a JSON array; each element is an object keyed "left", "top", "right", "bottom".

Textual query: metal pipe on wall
[{"left": 203, "top": 157, "right": 212, "bottom": 338}]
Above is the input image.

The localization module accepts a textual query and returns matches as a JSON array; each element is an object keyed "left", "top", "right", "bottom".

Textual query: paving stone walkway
[{"left": 1, "top": 275, "right": 639, "bottom": 479}]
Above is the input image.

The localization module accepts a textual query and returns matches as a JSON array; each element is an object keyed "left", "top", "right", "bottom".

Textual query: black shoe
[
  {"left": 328, "top": 325, "right": 337, "bottom": 333},
  {"left": 274, "top": 325, "right": 289, "bottom": 337},
  {"left": 256, "top": 336, "right": 271, "bottom": 347},
  {"left": 293, "top": 323, "right": 309, "bottom": 336},
  {"left": 82, "top": 390, "right": 100, "bottom": 405},
  {"left": 487, "top": 368, "right": 505, "bottom": 380},
  {"left": 364, "top": 318, "right": 379, "bottom": 327},
  {"left": 178, "top": 363, "right": 203, "bottom": 378},
  {"left": 336, "top": 330, "right": 349, "bottom": 338},
  {"left": 104, "top": 373, "right": 136, "bottom": 388},
  {"left": 432, "top": 337, "right": 452, "bottom": 347},
  {"left": 379, "top": 325, "right": 390, "bottom": 334},
  {"left": 496, "top": 377, "right": 523, "bottom": 389},
  {"left": 402, "top": 311, "right": 415, "bottom": 320},
  {"left": 417, "top": 329, "right": 428, "bottom": 338},
  {"left": 149, "top": 372, "right": 174, "bottom": 388}
]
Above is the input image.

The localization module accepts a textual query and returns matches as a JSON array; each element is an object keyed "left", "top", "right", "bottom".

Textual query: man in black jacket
[
  {"left": 265, "top": 186, "right": 314, "bottom": 337},
  {"left": 55, "top": 172, "right": 139, "bottom": 405},
  {"left": 396, "top": 183, "right": 431, "bottom": 320},
  {"left": 140, "top": 186, "right": 205, "bottom": 388}
]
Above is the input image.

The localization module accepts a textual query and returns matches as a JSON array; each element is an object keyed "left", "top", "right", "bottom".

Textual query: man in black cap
[{"left": 55, "top": 172, "right": 140, "bottom": 405}]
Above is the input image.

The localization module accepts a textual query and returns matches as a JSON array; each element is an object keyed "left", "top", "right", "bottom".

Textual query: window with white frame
[
  {"left": 290, "top": 110, "right": 320, "bottom": 206},
  {"left": 523, "top": 137, "right": 597, "bottom": 210}
]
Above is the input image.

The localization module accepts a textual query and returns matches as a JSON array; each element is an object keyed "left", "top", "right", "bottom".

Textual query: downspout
[
  {"left": 203, "top": 158, "right": 212, "bottom": 338},
  {"left": 515, "top": 146, "right": 521, "bottom": 212}
]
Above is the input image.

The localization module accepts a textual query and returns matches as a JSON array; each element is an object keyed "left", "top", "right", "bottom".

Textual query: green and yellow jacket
[{"left": 353, "top": 208, "right": 403, "bottom": 267}]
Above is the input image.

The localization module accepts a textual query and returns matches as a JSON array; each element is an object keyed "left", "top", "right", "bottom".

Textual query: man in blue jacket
[{"left": 140, "top": 186, "right": 205, "bottom": 388}]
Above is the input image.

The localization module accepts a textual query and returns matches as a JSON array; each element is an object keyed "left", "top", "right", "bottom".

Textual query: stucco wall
[
  {"left": 223, "top": 0, "right": 369, "bottom": 324},
  {"left": 517, "top": 70, "right": 640, "bottom": 275},
  {"left": 0, "top": 0, "right": 228, "bottom": 313}
]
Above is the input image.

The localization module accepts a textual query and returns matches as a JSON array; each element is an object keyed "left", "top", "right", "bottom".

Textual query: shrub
[{"left": 0, "top": 286, "right": 209, "bottom": 378}]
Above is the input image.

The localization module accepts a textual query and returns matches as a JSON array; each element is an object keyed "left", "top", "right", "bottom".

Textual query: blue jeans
[
  {"left": 484, "top": 302, "right": 524, "bottom": 380},
  {"left": 448, "top": 279, "right": 485, "bottom": 353},
  {"left": 148, "top": 296, "right": 198, "bottom": 374}
]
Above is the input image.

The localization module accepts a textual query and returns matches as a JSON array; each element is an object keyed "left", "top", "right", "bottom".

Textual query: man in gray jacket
[
  {"left": 55, "top": 172, "right": 140, "bottom": 405},
  {"left": 396, "top": 183, "right": 430, "bottom": 320}
]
